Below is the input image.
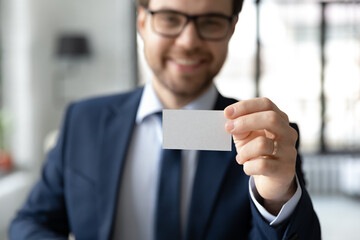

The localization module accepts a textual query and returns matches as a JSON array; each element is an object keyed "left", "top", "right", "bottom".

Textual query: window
[
  {"left": 137, "top": 0, "right": 360, "bottom": 153},
  {"left": 216, "top": 0, "right": 360, "bottom": 153}
]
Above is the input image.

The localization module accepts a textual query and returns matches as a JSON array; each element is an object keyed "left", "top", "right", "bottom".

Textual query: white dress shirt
[{"left": 112, "top": 82, "right": 301, "bottom": 240}]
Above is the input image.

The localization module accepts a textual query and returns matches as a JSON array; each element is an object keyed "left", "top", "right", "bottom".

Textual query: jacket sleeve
[
  {"left": 249, "top": 123, "right": 321, "bottom": 240},
  {"left": 8, "top": 105, "right": 75, "bottom": 240}
]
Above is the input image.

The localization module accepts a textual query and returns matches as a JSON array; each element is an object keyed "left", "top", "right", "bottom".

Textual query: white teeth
[{"left": 174, "top": 59, "right": 200, "bottom": 66}]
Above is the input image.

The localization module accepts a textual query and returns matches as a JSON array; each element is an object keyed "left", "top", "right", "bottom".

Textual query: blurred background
[{"left": 0, "top": 0, "right": 360, "bottom": 239}]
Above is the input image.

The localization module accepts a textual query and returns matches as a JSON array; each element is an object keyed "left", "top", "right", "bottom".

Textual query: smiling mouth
[
  {"left": 169, "top": 57, "right": 206, "bottom": 71},
  {"left": 173, "top": 58, "right": 201, "bottom": 66}
]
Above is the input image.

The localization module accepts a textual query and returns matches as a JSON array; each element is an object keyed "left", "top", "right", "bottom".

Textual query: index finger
[{"left": 224, "top": 97, "right": 289, "bottom": 122}]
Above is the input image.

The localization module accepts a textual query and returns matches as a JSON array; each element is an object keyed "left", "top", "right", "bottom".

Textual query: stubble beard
[{"left": 155, "top": 70, "right": 215, "bottom": 102}]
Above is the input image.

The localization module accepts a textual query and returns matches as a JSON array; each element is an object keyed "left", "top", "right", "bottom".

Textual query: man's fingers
[
  {"left": 242, "top": 157, "right": 295, "bottom": 178},
  {"left": 224, "top": 97, "right": 289, "bottom": 122},
  {"left": 242, "top": 158, "right": 279, "bottom": 177},
  {"left": 235, "top": 136, "right": 277, "bottom": 165},
  {"left": 243, "top": 159, "right": 297, "bottom": 187},
  {"left": 225, "top": 110, "right": 288, "bottom": 138}
]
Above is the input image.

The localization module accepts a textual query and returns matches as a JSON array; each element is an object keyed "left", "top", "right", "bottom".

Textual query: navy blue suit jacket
[{"left": 9, "top": 87, "right": 320, "bottom": 239}]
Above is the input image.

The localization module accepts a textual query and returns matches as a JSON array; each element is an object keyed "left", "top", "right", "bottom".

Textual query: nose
[{"left": 175, "top": 21, "right": 202, "bottom": 49}]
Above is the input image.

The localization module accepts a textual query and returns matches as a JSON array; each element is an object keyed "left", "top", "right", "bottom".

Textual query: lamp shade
[{"left": 56, "top": 34, "right": 91, "bottom": 58}]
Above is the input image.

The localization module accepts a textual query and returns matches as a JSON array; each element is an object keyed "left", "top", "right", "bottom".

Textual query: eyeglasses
[{"left": 145, "top": 8, "right": 235, "bottom": 41}]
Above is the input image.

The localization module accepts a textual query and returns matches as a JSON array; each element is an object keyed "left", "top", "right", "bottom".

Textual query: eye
[
  {"left": 199, "top": 17, "right": 226, "bottom": 30},
  {"left": 156, "top": 13, "right": 183, "bottom": 27}
]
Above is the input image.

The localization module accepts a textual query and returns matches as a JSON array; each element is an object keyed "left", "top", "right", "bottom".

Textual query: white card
[{"left": 162, "top": 110, "right": 232, "bottom": 151}]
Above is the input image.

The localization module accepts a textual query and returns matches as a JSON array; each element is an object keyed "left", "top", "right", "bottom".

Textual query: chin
[
  {"left": 172, "top": 80, "right": 212, "bottom": 99},
  {"left": 156, "top": 70, "right": 214, "bottom": 97}
]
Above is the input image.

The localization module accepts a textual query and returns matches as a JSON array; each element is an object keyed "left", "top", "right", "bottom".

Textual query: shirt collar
[{"left": 136, "top": 82, "right": 218, "bottom": 124}]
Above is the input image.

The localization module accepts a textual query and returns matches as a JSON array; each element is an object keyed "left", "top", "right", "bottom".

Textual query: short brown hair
[{"left": 136, "top": 0, "right": 244, "bottom": 16}]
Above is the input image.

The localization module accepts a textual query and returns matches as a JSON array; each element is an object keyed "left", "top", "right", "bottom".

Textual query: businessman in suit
[{"left": 10, "top": 0, "right": 321, "bottom": 239}]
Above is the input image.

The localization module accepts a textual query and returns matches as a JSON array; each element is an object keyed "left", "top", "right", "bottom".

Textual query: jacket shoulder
[{"left": 72, "top": 87, "right": 143, "bottom": 111}]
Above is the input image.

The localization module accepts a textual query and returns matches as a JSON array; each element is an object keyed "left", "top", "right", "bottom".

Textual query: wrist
[{"left": 263, "top": 177, "right": 297, "bottom": 215}]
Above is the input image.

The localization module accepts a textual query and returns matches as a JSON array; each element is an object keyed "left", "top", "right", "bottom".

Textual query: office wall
[
  {"left": 2, "top": 0, "right": 137, "bottom": 170},
  {"left": 0, "top": 0, "right": 137, "bottom": 236}
]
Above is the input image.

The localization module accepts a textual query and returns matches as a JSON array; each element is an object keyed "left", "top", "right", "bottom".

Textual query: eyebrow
[{"left": 149, "top": 7, "right": 231, "bottom": 17}]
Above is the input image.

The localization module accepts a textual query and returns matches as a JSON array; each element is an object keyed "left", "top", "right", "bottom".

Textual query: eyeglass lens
[{"left": 151, "top": 11, "right": 231, "bottom": 40}]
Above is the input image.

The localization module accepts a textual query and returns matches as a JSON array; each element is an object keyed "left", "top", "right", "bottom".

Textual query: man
[{"left": 10, "top": 0, "right": 321, "bottom": 239}]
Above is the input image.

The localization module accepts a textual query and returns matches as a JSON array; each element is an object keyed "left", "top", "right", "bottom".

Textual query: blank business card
[{"left": 162, "top": 110, "right": 232, "bottom": 151}]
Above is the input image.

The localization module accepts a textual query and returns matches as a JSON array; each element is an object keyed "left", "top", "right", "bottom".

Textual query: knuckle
[
  {"left": 283, "top": 112, "right": 290, "bottom": 122},
  {"left": 289, "top": 126, "right": 298, "bottom": 142},
  {"left": 261, "top": 97, "right": 273, "bottom": 109},
  {"left": 257, "top": 137, "right": 268, "bottom": 151},
  {"left": 266, "top": 111, "right": 278, "bottom": 125}
]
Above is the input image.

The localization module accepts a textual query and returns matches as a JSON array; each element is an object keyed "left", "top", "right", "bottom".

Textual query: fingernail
[
  {"left": 225, "top": 120, "right": 234, "bottom": 132},
  {"left": 236, "top": 154, "right": 243, "bottom": 165},
  {"left": 225, "top": 106, "right": 235, "bottom": 118}
]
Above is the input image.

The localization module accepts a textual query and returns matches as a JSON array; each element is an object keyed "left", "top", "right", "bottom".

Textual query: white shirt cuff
[{"left": 249, "top": 175, "right": 302, "bottom": 226}]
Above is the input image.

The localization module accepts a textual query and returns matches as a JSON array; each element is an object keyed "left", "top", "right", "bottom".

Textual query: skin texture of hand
[{"left": 224, "top": 98, "right": 298, "bottom": 215}]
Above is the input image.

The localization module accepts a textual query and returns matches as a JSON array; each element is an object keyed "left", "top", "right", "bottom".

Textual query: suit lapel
[
  {"left": 185, "top": 93, "right": 237, "bottom": 239},
  {"left": 96, "top": 88, "right": 143, "bottom": 239}
]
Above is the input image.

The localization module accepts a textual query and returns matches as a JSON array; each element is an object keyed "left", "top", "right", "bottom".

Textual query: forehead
[{"left": 148, "top": 0, "right": 233, "bottom": 15}]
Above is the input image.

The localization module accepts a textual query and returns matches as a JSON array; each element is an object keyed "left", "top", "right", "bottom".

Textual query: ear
[
  {"left": 137, "top": 7, "right": 147, "bottom": 39},
  {"left": 229, "top": 16, "right": 238, "bottom": 37}
]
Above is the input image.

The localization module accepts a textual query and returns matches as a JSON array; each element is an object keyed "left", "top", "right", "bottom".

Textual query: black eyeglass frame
[{"left": 145, "top": 8, "right": 236, "bottom": 41}]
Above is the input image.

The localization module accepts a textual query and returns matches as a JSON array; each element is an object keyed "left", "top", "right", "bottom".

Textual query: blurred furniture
[{"left": 0, "top": 171, "right": 34, "bottom": 239}]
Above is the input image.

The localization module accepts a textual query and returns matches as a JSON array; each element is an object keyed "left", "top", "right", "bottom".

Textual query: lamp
[
  {"left": 53, "top": 34, "right": 91, "bottom": 107},
  {"left": 56, "top": 34, "right": 91, "bottom": 58}
]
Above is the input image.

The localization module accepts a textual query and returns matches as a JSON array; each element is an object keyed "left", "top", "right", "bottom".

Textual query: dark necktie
[{"left": 155, "top": 112, "right": 182, "bottom": 240}]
